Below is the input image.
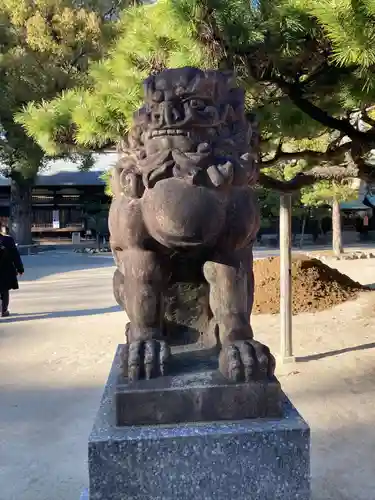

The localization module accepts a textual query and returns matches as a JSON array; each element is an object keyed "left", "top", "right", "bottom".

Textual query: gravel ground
[{"left": 1, "top": 251, "right": 375, "bottom": 500}]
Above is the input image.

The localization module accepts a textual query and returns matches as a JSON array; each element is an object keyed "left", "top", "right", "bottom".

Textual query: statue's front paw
[
  {"left": 122, "top": 340, "right": 171, "bottom": 382},
  {"left": 219, "top": 340, "right": 275, "bottom": 382}
]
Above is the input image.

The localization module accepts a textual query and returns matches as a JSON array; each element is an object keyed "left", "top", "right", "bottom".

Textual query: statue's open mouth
[{"left": 150, "top": 129, "right": 188, "bottom": 138}]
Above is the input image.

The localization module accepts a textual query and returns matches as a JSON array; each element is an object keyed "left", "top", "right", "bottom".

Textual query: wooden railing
[{"left": 31, "top": 223, "right": 84, "bottom": 231}]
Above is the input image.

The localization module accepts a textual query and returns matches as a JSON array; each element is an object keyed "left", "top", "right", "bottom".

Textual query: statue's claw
[
  {"left": 122, "top": 340, "right": 171, "bottom": 381},
  {"left": 219, "top": 340, "right": 275, "bottom": 382}
]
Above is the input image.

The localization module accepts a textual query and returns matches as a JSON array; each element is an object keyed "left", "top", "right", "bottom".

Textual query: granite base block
[{"left": 87, "top": 348, "right": 311, "bottom": 500}]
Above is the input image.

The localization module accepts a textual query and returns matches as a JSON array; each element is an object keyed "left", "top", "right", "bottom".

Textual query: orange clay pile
[{"left": 253, "top": 256, "right": 367, "bottom": 315}]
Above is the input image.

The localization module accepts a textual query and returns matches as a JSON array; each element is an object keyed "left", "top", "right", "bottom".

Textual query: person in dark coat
[{"left": 0, "top": 226, "right": 24, "bottom": 317}]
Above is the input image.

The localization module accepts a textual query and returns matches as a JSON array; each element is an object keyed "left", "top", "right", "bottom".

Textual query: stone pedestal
[
  {"left": 116, "top": 345, "right": 283, "bottom": 426},
  {"left": 84, "top": 346, "right": 310, "bottom": 500}
]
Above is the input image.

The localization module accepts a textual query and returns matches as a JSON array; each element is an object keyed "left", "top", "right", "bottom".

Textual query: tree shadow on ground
[
  {"left": 0, "top": 305, "right": 121, "bottom": 323},
  {"left": 296, "top": 341, "right": 375, "bottom": 362}
]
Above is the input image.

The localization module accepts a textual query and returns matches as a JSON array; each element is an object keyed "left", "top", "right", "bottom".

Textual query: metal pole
[{"left": 279, "top": 193, "right": 293, "bottom": 361}]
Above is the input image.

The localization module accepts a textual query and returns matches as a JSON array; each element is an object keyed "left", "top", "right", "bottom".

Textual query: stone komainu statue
[{"left": 110, "top": 67, "right": 275, "bottom": 382}]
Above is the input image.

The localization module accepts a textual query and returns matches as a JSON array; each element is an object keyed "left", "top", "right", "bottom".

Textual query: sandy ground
[{"left": 1, "top": 251, "right": 375, "bottom": 500}]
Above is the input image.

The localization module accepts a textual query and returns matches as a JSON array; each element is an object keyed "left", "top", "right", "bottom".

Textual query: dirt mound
[{"left": 253, "top": 256, "right": 367, "bottom": 315}]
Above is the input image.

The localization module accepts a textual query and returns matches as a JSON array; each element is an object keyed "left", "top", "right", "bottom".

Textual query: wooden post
[
  {"left": 332, "top": 197, "right": 343, "bottom": 256},
  {"left": 279, "top": 193, "right": 294, "bottom": 361}
]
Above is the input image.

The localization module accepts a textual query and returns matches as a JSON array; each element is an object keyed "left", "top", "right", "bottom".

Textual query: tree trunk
[
  {"left": 9, "top": 179, "right": 33, "bottom": 245},
  {"left": 299, "top": 212, "right": 307, "bottom": 248},
  {"left": 332, "top": 198, "right": 343, "bottom": 256}
]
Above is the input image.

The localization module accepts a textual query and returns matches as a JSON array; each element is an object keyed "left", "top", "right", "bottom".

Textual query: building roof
[
  {"left": 37, "top": 171, "right": 106, "bottom": 186},
  {"left": 340, "top": 200, "right": 369, "bottom": 210},
  {"left": 0, "top": 153, "right": 118, "bottom": 187},
  {"left": 364, "top": 195, "right": 375, "bottom": 207},
  {"left": 0, "top": 170, "right": 107, "bottom": 187}
]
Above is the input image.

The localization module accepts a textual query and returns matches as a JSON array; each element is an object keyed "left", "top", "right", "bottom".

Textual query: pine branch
[
  {"left": 306, "top": 164, "right": 358, "bottom": 180},
  {"left": 101, "top": 0, "right": 132, "bottom": 20},
  {"left": 274, "top": 77, "right": 370, "bottom": 142},
  {"left": 350, "top": 142, "right": 375, "bottom": 183},
  {"left": 240, "top": 51, "right": 375, "bottom": 145},
  {"left": 260, "top": 141, "right": 351, "bottom": 168},
  {"left": 69, "top": 48, "right": 86, "bottom": 70},
  {"left": 259, "top": 172, "right": 316, "bottom": 192},
  {"left": 301, "top": 61, "right": 329, "bottom": 85},
  {"left": 259, "top": 163, "right": 358, "bottom": 192}
]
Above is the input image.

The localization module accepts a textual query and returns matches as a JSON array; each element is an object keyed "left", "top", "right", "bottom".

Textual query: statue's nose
[
  {"left": 164, "top": 101, "right": 186, "bottom": 126},
  {"left": 152, "top": 102, "right": 178, "bottom": 127}
]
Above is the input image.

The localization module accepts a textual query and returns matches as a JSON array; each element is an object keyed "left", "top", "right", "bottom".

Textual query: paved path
[
  {"left": 1, "top": 251, "right": 375, "bottom": 500},
  {"left": 0, "top": 252, "right": 124, "bottom": 500}
]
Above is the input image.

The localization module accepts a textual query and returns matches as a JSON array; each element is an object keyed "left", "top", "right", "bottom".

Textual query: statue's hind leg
[{"left": 204, "top": 247, "right": 275, "bottom": 382}]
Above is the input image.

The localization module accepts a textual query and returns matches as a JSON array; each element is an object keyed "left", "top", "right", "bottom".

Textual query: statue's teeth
[{"left": 150, "top": 129, "right": 187, "bottom": 137}]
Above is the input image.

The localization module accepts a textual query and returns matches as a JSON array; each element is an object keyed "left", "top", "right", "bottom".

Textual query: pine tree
[
  {"left": 171, "top": 0, "right": 375, "bottom": 189},
  {"left": 0, "top": 0, "right": 129, "bottom": 244},
  {"left": 17, "top": 0, "right": 212, "bottom": 155},
  {"left": 82, "top": 199, "right": 110, "bottom": 249},
  {"left": 17, "top": 0, "right": 375, "bottom": 195},
  {"left": 301, "top": 180, "right": 358, "bottom": 255}
]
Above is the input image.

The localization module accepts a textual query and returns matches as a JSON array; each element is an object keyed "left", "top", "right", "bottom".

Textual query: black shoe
[{"left": 1, "top": 310, "right": 10, "bottom": 317}]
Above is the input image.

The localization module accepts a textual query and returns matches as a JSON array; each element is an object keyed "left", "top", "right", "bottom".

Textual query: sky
[
  {"left": 47, "top": 153, "right": 119, "bottom": 173},
  {"left": 0, "top": 152, "right": 119, "bottom": 181}
]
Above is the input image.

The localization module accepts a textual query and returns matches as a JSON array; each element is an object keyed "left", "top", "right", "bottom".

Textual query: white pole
[{"left": 279, "top": 193, "right": 294, "bottom": 361}]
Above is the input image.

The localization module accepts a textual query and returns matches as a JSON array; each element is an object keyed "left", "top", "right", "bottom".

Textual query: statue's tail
[{"left": 113, "top": 269, "right": 125, "bottom": 309}]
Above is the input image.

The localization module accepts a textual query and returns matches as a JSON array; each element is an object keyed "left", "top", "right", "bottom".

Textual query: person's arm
[{"left": 9, "top": 238, "right": 24, "bottom": 274}]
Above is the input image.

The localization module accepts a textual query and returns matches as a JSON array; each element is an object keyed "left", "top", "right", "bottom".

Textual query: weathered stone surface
[
  {"left": 114, "top": 345, "right": 282, "bottom": 426},
  {"left": 109, "top": 67, "right": 275, "bottom": 384},
  {"left": 163, "top": 281, "right": 211, "bottom": 345},
  {"left": 114, "top": 264, "right": 211, "bottom": 347},
  {"left": 86, "top": 351, "right": 310, "bottom": 500}
]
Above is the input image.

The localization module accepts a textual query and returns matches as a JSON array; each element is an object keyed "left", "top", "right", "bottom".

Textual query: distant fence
[{"left": 31, "top": 223, "right": 84, "bottom": 232}]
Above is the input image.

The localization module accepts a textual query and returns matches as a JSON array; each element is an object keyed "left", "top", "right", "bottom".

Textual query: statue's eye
[
  {"left": 152, "top": 90, "right": 164, "bottom": 103},
  {"left": 190, "top": 99, "right": 205, "bottom": 109},
  {"left": 204, "top": 106, "right": 219, "bottom": 119}
]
